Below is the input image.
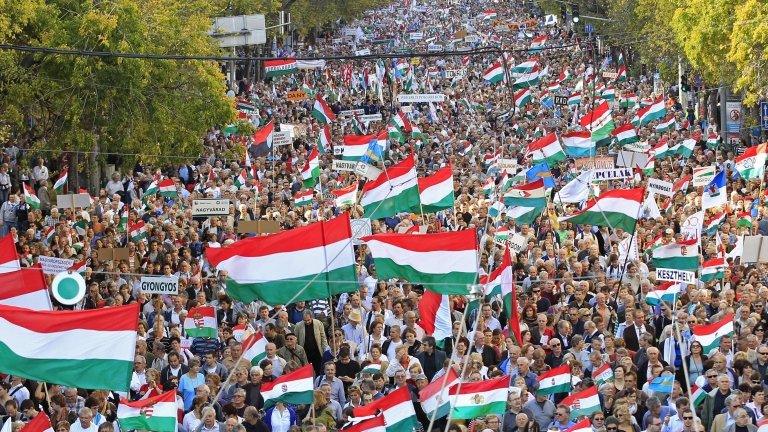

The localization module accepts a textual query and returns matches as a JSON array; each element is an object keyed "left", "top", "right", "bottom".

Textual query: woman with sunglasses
[{"left": 687, "top": 340, "right": 708, "bottom": 384}]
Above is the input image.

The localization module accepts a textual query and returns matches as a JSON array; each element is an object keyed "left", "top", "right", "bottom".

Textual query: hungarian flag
[
  {"left": 579, "top": 101, "right": 614, "bottom": 145},
  {"left": 262, "top": 364, "right": 314, "bottom": 408},
  {"left": 561, "top": 386, "right": 601, "bottom": 419},
  {"left": 117, "top": 390, "right": 177, "bottom": 432},
  {"left": 184, "top": 306, "right": 217, "bottom": 338},
  {"left": 615, "top": 64, "right": 628, "bottom": 82},
  {"left": 611, "top": 124, "right": 639, "bottom": 145},
  {"left": 129, "top": 221, "right": 148, "bottom": 242},
  {"left": 633, "top": 96, "right": 666, "bottom": 126},
  {"left": 645, "top": 281, "right": 680, "bottom": 305},
  {"left": 692, "top": 314, "right": 734, "bottom": 355},
  {"left": 558, "top": 188, "right": 644, "bottom": 232},
  {"left": 700, "top": 257, "right": 725, "bottom": 282},
  {"left": 301, "top": 147, "right": 320, "bottom": 187},
  {"left": 242, "top": 332, "right": 267, "bottom": 366},
  {"left": 311, "top": 94, "right": 336, "bottom": 125},
  {"left": 513, "top": 67, "right": 541, "bottom": 89},
  {"left": 565, "top": 418, "right": 593, "bottom": 432},
  {"left": 418, "top": 290, "right": 452, "bottom": 346},
  {"left": 514, "top": 88, "right": 532, "bottom": 109},
  {"left": 253, "top": 120, "right": 275, "bottom": 151},
  {"left": 0, "top": 303, "right": 139, "bottom": 391},
  {"left": 591, "top": 363, "right": 614, "bottom": 386},
  {"left": 513, "top": 60, "right": 537, "bottom": 74},
  {"left": 391, "top": 110, "right": 412, "bottom": 133},
  {"left": 23, "top": 183, "right": 40, "bottom": 209},
  {"left": 264, "top": 58, "right": 297, "bottom": 77},
  {"left": 158, "top": 179, "right": 177, "bottom": 198},
  {"left": 361, "top": 229, "right": 478, "bottom": 295},
  {"left": 561, "top": 131, "right": 594, "bottom": 158},
  {"left": 704, "top": 212, "right": 726, "bottom": 236},
  {"left": 69, "top": 259, "right": 88, "bottom": 274},
  {"left": 480, "top": 248, "right": 521, "bottom": 344},
  {"left": 504, "top": 178, "right": 546, "bottom": 210},
  {"left": 656, "top": 115, "right": 676, "bottom": 133},
  {"left": 19, "top": 410, "right": 52, "bottom": 432},
  {"left": 567, "top": 92, "right": 581, "bottom": 106},
  {"left": 234, "top": 169, "right": 248, "bottom": 189},
  {"left": 450, "top": 375, "right": 509, "bottom": 419},
  {"left": 53, "top": 167, "right": 68, "bottom": 192},
  {"left": 529, "top": 35, "right": 548, "bottom": 51},
  {"left": 331, "top": 183, "right": 357, "bottom": 208},
  {"left": 536, "top": 364, "right": 572, "bottom": 395},
  {"left": 318, "top": 125, "right": 332, "bottom": 153},
  {"left": 691, "top": 384, "right": 708, "bottom": 406},
  {"left": 205, "top": 214, "right": 357, "bottom": 304},
  {"left": 527, "top": 133, "right": 565, "bottom": 167},
  {"left": 352, "top": 387, "right": 418, "bottom": 432},
  {"left": 294, "top": 189, "right": 313, "bottom": 207},
  {"left": 417, "top": 166, "right": 455, "bottom": 214},
  {"left": 651, "top": 238, "right": 699, "bottom": 271},
  {"left": 0, "top": 237, "right": 50, "bottom": 310},
  {"left": 483, "top": 61, "right": 504, "bottom": 84},
  {"left": 735, "top": 143, "right": 768, "bottom": 180},
  {"left": 142, "top": 181, "right": 158, "bottom": 198},
  {"left": 360, "top": 154, "right": 420, "bottom": 219},
  {"left": 419, "top": 368, "right": 459, "bottom": 420},
  {"left": 341, "top": 417, "right": 386, "bottom": 432}
]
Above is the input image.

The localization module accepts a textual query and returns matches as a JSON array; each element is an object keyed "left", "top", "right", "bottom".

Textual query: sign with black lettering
[
  {"left": 591, "top": 168, "right": 633, "bottom": 182},
  {"left": 140, "top": 276, "right": 179, "bottom": 295},
  {"left": 655, "top": 268, "right": 696, "bottom": 284},
  {"left": 192, "top": 199, "right": 230, "bottom": 216},
  {"left": 553, "top": 96, "right": 568, "bottom": 106},
  {"left": 647, "top": 178, "right": 674, "bottom": 197}
]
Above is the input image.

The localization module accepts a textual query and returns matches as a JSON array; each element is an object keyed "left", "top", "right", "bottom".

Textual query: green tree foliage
[{"left": 727, "top": 0, "right": 768, "bottom": 106}]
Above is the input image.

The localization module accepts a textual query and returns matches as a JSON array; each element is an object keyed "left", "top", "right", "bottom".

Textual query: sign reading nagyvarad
[
  {"left": 192, "top": 199, "right": 230, "bottom": 216},
  {"left": 140, "top": 276, "right": 179, "bottom": 295}
]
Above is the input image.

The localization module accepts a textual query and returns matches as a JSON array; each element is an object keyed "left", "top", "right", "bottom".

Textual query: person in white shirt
[
  {"left": 32, "top": 158, "right": 49, "bottom": 185},
  {"left": 8, "top": 376, "right": 29, "bottom": 407},
  {"left": 130, "top": 355, "right": 148, "bottom": 394},
  {"left": 69, "top": 407, "right": 98, "bottom": 432}
]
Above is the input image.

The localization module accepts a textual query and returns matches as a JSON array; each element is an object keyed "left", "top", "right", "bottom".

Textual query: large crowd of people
[{"left": 0, "top": 0, "right": 764, "bottom": 432}]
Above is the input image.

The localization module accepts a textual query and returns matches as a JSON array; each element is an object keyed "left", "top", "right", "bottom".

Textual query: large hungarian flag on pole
[
  {"left": 261, "top": 364, "right": 315, "bottom": 408},
  {"left": 417, "top": 165, "right": 455, "bottom": 214},
  {"left": 206, "top": 214, "right": 358, "bottom": 304},
  {"left": 734, "top": 143, "right": 768, "bottom": 180},
  {"left": 53, "top": 167, "right": 68, "bottom": 193},
  {"left": 360, "top": 154, "right": 420, "bottom": 219},
  {"left": 0, "top": 303, "right": 139, "bottom": 391},
  {"left": 0, "top": 236, "right": 51, "bottom": 310},
  {"left": 692, "top": 314, "right": 734, "bottom": 355},
  {"left": 419, "top": 367, "right": 459, "bottom": 420},
  {"left": 341, "top": 417, "right": 386, "bottom": 432},
  {"left": 117, "top": 390, "right": 177, "bottom": 432},
  {"left": 536, "top": 364, "right": 572, "bottom": 395},
  {"left": 449, "top": 375, "right": 509, "bottom": 419},
  {"left": 184, "top": 306, "right": 217, "bottom": 338},
  {"left": 418, "top": 290, "right": 453, "bottom": 346},
  {"left": 361, "top": 229, "right": 478, "bottom": 294},
  {"left": 242, "top": 332, "right": 267, "bottom": 366},
  {"left": 558, "top": 188, "right": 644, "bottom": 232},
  {"left": 651, "top": 238, "right": 699, "bottom": 271},
  {"left": 311, "top": 94, "right": 337, "bottom": 125},
  {"left": 352, "top": 387, "right": 419, "bottom": 432},
  {"left": 23, "top": 183, "right": 40, "bottom": 209},
  {"left": 560, "top": 386, "right": 601, "bottom": 419}
]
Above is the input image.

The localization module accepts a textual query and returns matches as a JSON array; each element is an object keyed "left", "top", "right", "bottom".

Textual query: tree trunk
[{"left": 88, "top": 138, "right": 101, "bottom": 194}]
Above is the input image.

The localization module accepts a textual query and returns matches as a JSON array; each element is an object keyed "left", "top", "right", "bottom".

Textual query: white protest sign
[
  {"left": 693, "top": 166, "right": 716, "bottom": 187},
  {"left": 507, "top": 233, "right": 528, "bottom": 253},
  {"left": 192, "top": 199, "right": 230, "bottom": 217},
  {"left": 498, "top": 159, "right": 517, "bottom": 173},
  {"left": 647, "top": 178, "right": 674, "bottom": 197},
  {"left": 409, "top": 32, "right": 423, "bottom": 40},
  {"left": 140, "top": 276, "right": 179, "bottom": 295},
  {"left": 655, "top": 268, "right": 696, "bottom": 284},
  {"left": 272, "top": 131, "right": 292, "bottom": 146},
  {"left": 427, "top": 44, "right": 443, "bottom": 52},
  {"left": 397, "top": 93, "right": 446, "bottom": 103},
  {"left": 350, "top": 218, "right": 372, "bottom": 245},
  {"left": 400, "top": 106, "right": 413, "bottom": 113},
  {"left": 616, "top": 150, "right": 648, "bottom": 169},
  {"left": 39, "top": 256, "right": 75, "bottom": 275},
  {"left": 339, "top": 109, "right": 366, "bottom": 116},
  {"left": 591, "top": 168, "right": 633, "bottom": 182},
  {"left": 279, "top": 123, "right": 295, "bottom": 137},
  {"left": 680, "top": 210, "right": 704, "bottom": 240},
  {"left": 464, "top": 35, "right": 481, "bottom": 43},
  {"left": 355, "top": 48, "right": 371, "bottom": 56},
  {"left": 624, "top": 142, "right": 650, "bottom": 153},
  {"left": 332, "top": 160, "right": 358, "bottom": 172},
  {"left": 359, "top": 114, "right": 383, "bottom": 122}
]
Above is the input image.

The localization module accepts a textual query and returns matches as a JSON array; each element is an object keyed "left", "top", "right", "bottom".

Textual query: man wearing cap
[
  {"left": 276, "top": 332, "right": 308, "bottom": 367},
  {"left": 341, "top": 309, "right": 366, "bottom": 357}
]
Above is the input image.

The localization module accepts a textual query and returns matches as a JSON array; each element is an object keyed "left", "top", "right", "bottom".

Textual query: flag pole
[
  {"left": 615, "top": 188, "right": 647, "bottom": 304},
  {"left": 668, "top": 298, "right": 699, "bottom": 421}
]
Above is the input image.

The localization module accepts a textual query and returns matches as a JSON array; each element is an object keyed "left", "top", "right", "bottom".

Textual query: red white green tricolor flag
[
  {"left": 342, "top": 417, "right": 386, "bottom": 432},
  {"left": 53, "top": 167, "right": 68, "bottom": 192},
  {"left": 559, "top": 188, "right": 644, "bottom": 232},
  {"left": 301, "top": 147, "right": 321, "bottom": 187},
  {"left": 418, "top": 290, "right": 453, "bottom": 347},
  {"left": 352, "top": 387, "right": 418, "bottom": 432},
  {"left": 691, "top": 384, "right": 707, "bottom": 406},
  {"left": 527, "top": 132, "right": 565, "bottom": 166},
  {"left": 331, "top": 183, "right": 357, "bottom": 208},
  {"left": 23, "top": 183, "right": 40, "bottom": 209},
  {"left": 18, "top": 410, "right": 52, "bottom": 432},
  {"left": 565, "top": 418, "right": 593, "bottom": 432},
  {"left": 242, "top": 332, "right": 267, "bottom": 366},
  {"left": 561, "top": 386, "right": 601, "bottom": 419},
  {"left": 645, "top": 281, "right": 680, "bottom": 305},
  {"left": 294, "top": 189, "right": 313, "bottom": 207},
  {"left": 735, "top": 143, "right": 768, "bottom": 180},
  {"left": 184, "top": 306, "right": 217, "bottom": 338},
  {"left": 261, "top": 364, "right": 315, "bottom": 408},
  {"left": 205, "top": 215, "right": 357, "bottom": 304},
  {"left": 591, "top": 363, "right": 614, "bottom": 386},
  {"left": 264, "top": 58, "right": 297, "bottom": 77},
  {"left": 311, "top": 94, "right": 337, "bottom": 125},
  {"left": 692, "top": 313, "right": 734, "bottom": 355},
  {"left": 450, "top": 375, "right": 509, "bottom": 419},
  {"left": 361, "top": 229, "right": 478, "bottom": 295},
  {"left": 117, "top": 390, "right": 177, "bottom": 432},
  {"left": 318, "top": 125, "right": 332, "bottom": 153},
  {"left": 417, "top": 165, "right": 455, "bottom": 214},
  {"left": 360, "top": 154, "right": 420, "bottom": 219},
  {"left": 536, "top": 364, "right": 572, "bottom": 395},
  {"left": 700, "top": 257, "right": 725, "bottom": 282},
  {"left": 158, "top": 179, "right": 177, "bottom": 197},
  {"left": 651, "top": 238, "right": 699, "bottom": 271},
  {"left": 129, "top": 221, "right": 148, "bottom": 242},
  {"left": 579, "top": 101, "right": 614, "bottom": 145},
  {"left": 419, "top": 366, "right": 459, "bottom": 420},
  {"left": 611, "top": 123, "right": 639, "bottom": 145},
  {"left": 483, "top": 61, "right": 505, "bottom": 84},
  {"left": 0, "top": 303, "right": 139, "bottom": 391}
]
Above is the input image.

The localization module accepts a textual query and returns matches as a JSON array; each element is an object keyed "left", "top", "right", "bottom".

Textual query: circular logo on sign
[{"left": 51, "top": 271, "right": 86, "bottom": 305}]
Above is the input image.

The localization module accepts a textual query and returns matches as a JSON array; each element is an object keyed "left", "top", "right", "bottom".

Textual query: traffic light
[
  {"left": 571, "top": 3, "right": 580, "bottom": 23},
  {"left": 560, "top": 4, "right": 568, "bottom": 21}
]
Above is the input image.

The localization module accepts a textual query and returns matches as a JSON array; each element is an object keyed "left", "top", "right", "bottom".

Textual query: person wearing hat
[
  {"left": 341, "top": 309, "right": 366, "bottom": 359},
  {"left": 276, "top": 331, "right": 308, "bottom": 367}
]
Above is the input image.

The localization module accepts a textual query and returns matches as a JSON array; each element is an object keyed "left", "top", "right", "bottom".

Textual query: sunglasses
[
  {"left": 684, "top": 417, "right": 693, "bottom": 420},
  {"left": 606, "top": 427, "right": 618, "bottom": 431}
]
